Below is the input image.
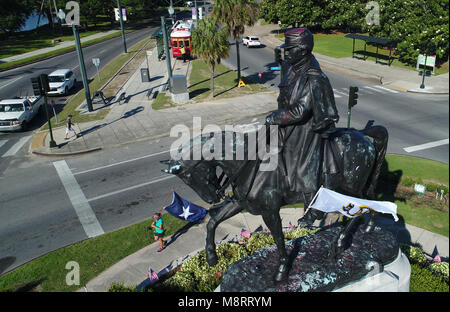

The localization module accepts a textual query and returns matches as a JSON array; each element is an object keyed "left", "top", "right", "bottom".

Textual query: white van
[{"left": 47, "top": 69, "right": 76, "bottom": 96}]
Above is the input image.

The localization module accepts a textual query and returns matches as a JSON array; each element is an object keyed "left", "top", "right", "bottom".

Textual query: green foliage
[
  {"left": 259, "top": 0, "right": 449, "bottom": 67},
  {"left": 410, "top": 263, "right": 449, "bottom": 292},
  {"left": 429, "top": 262, "right": 449, "bottom": 283},
  {"left": 363, "top": 0, "right": 449, "bottom": 66},
  {"left": 400, "top": 244, "right": 428, "bottom": 266},
  {"left": 213, "top": 0, "right": 259, "bottom": 40},
  {"left": 400, "top": 176, "right": 448, "bottom": 195},
  {"left": 191, "top": 17, "right": 230, "bottom": 96},
  {"left": 107, "top": 281, "right": 141, "bottom": 292},
  {"left": 153, "top": 229, "right": 318, "bottom": 292}
]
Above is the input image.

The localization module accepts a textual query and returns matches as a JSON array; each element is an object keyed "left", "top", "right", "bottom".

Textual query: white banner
[{"left": 309, "top": 187, "right": 398, "bottom": 221}]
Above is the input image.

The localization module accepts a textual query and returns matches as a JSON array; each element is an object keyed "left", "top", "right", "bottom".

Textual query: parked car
[
  {"left": 242, "top": 36, "right": 261, "bottom": 48},
  {"left": 47, "top": 69, "right": 76, "bottom": 96},
  {"left": 0, "top": 96, "right": 44, "bottom": 131}
]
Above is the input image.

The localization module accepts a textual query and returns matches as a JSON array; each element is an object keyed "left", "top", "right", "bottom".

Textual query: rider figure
[{"left": 265, "top": 28, "right": 340, "bottom": 227}]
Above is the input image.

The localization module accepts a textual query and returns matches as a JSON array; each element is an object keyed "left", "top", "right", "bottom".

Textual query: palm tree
[
  {"left": 212, "top": 0, "right": 259, "bottom": 83},
  {"left": 191, "top": 17, "right": 230, "bottom": 97}
]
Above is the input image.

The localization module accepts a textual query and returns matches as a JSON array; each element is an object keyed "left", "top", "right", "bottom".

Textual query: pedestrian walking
[
  {"left": 64, "top": 114, "right": 79, "bottom": 139},
  {"left": 180, "top": 42, "right": 187, "bottom": 63},
  {"left": 151, "top": 213, "right": 166, "bottom": 252}
]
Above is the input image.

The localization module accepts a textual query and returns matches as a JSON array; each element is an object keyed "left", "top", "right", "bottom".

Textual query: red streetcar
[{"left": 170, "top": 20, "right": 194, "bottom": 59}]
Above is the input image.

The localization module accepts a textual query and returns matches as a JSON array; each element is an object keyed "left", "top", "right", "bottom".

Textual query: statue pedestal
[{"left": 216, "top": 226, "right": 411, "bottom": 292}]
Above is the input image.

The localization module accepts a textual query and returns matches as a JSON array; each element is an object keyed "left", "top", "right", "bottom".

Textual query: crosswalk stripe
[
  {"left": 362, "top": 86, "right": 380, "bottom": 92},
  {"left": 333, "top": 89, "right": 347, "bottom": 97},
  {"left": 53, "top": 160, "right": 105, "bottom": 238},
  {"left": 1, "top": 136, "right": 31, "bottom": 157},
  {"left": 373, "top": 85, "right": 399, "bottom": 94},
  {"left": 0, "top": 139, "right": 7, "bottom": 149},
  {"left": 404, "top": 138, "right": 449, "bottom": 153}
]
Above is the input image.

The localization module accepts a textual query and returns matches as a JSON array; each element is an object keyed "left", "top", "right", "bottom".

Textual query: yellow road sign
[{"left": 238, "top": 79, "right": 246, "bottom": 88}]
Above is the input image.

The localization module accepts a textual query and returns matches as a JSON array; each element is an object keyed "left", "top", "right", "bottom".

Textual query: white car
[
  {"left": 47, "top": 69, "right": 76, "bottom": 96},
  {"left": 242, "top": 36, "right": 261, "bottom": 48}
]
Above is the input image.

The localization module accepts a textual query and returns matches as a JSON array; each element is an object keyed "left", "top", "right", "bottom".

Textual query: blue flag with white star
[{"left": 163, "top": 192, "right": 207, "bottom": 223}]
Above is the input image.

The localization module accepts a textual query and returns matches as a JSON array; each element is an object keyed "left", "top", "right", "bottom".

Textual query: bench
[{"left": 345, "top": 34, "right": 397, "bottom": 66}]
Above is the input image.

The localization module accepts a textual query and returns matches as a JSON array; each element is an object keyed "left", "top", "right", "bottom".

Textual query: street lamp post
[
  {"left": 117, "top": 0, "right": 127, "bottom": 53},
  {"left": 73, "top": 25, "right": 93, "bottom": 112},
  {"left": 161, "top": 16, "right": 172, "bottom": 90}
]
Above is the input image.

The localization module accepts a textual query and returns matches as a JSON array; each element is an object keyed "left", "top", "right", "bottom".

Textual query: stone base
[
  {"left": 171, "top": 92, "right": 189, "bottom": 104},
  {"left": 333, "top": 249, "right": 410, "bottom": 292},
  {"left": 217, "top": 225, "right": 410, "bottom": 292}
]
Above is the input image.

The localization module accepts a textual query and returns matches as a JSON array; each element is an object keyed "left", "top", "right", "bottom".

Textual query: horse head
[{"left": 162, "top": 158, "right": 222, "bottom": 205}]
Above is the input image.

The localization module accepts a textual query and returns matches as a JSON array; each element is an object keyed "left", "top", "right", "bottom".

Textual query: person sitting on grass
[{"left": 151, "top": 213, "right": 166, "bottom": 252}]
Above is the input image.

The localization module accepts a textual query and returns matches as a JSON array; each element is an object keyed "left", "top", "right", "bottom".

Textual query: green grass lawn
[
  {"left": 0, "top": 213, "right": 191, "bottom": 292},
  {"left": 188, "top": 59, "right": 265, "bottom": 102},
  {"left": 277, "top": 32, "right": 449, "bottom": 75}
]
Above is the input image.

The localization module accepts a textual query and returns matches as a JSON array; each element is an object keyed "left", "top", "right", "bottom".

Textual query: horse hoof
[
  {"left": 274, "top": 270, "right": 288, "bottom": 282},
  {"left": 274, "top": 264, "right": 288, "bottom": 282}
]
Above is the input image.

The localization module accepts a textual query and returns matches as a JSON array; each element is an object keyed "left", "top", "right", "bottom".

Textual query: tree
[
  {"left": 191, "top": 17, "right": 230, "bottom": 97},
  {"left": 212, "top": 0, "right": 259, "bottom": 83},
  {"left": 0, "top": 0, "right": 32, "bottom": 36}
]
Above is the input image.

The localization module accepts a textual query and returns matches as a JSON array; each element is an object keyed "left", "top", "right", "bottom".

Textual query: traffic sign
[{"left": 92, "top": 58, "right": 100, "bottom": 67}]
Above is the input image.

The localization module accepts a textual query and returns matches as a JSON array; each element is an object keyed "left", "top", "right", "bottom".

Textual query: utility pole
[
  {"left": 73, "top": 25, "right": 93, "bottom": 112},
  {"left": 161, "top": 16, "right": 172, "bottom": 90},
  {"left": 195, "top": 0, "right": 199, "bottom": 26},
  {"left": 117, "top": 0, "right": 127, "bottom": 53}
]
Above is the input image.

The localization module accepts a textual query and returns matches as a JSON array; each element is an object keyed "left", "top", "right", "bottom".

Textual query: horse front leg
[
  {"left": 261, "top": 212, "right": 288, "bottom": 282},
  {"left": 206, "top": 199, "right": 243, "bottom": 266}
]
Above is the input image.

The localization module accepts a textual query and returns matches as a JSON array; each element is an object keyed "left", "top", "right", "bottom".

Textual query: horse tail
[{"left": 361, "top": 125, "right": 389, "bottom": 199}]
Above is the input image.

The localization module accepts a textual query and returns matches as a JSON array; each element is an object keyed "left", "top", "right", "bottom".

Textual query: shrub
[
  {"left": 410, "top": 263, "right": 449, "bottom": 292},
  {"left": 429, "top": 262, "right": 449, "bottom": 283},
  {"left": 107, "top": 281, "right": 140, "bottom": 292},
  {"left": 400, "top": 244, "right": 428, "bottom": 266},
  {"left": 245, "top": 232, "right": 275, "bottom": 255}
]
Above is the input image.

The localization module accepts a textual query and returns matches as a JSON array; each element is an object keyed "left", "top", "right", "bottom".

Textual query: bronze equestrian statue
[{"left": 162, "top": 28, "right": 389, "bottom": 282}]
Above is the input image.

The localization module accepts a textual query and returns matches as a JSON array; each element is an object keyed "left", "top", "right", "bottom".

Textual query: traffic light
[
  {"left": 274, "top": 47, "right": 282, "bottom": 64},
  {"left": 348, "top": 86, "right": 358, "bottom": 108},
  {"left": 40, "top": 74, "right": 50, "bottom": 93},
  {"left": 31, "top": 77, "right": 43, "bottom": 96}
]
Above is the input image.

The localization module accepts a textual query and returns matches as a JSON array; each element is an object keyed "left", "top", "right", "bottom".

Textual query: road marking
[
  {"left": 333, "top": 89, "right": 347, "bottom": 97},
  {"left": 1, "top": 136, "right": 31, "bottom": 157},
  {"left": 362, "top": 86, "right": 380, "bottom": 92},
  {"left": 373, "top": 85, "right": 399, "bottom": 94},
  {"left": 0, "top": 76, "right": 22, "bottom": 89},
  {"left": 404, "top": 138, "right": 449, "bottom": 153},
  {"left": 87, "top": 175, "right": 176, "bottom": 202},
  {"left": 0, "top": 139, "right": 7, "bottom": 149},
  {"left": 73, "top": 149, "right": 173, "bottom": 175},
  {"left": 53, "top": 160, "right": 104, "bottom": 238}
]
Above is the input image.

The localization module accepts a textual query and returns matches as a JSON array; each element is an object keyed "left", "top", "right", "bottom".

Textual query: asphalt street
[{"left": 0, "top": 33, "right": 448, "bottom": 275}]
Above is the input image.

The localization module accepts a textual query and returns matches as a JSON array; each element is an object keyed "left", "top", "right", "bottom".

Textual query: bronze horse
[{"left": 163, "top": 122, "right": 388, "bottom": 281}]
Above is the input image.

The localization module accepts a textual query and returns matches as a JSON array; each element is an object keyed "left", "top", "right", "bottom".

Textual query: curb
[{"left": 31, "top": 146, "right": 102, "bottom": 157}]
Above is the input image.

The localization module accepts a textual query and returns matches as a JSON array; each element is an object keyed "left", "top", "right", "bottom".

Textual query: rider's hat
[{"left": 280, "top": 28, "right": 314, "bottom": 52}]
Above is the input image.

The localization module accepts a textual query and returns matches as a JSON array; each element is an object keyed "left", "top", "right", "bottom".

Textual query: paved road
[{"left": 224, "top": 41, "right": 449, "bottom": 164}]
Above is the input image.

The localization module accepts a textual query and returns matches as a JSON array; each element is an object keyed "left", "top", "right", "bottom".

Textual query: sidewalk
[
  {"left": 80, "top": 208, "right": 449, "bottom": 292},
  {"left": 244, "top": 22, "right": 449, "bottom": 94},
  {"left": 0, "top": 29, "right": 122, "bottom": 64}
]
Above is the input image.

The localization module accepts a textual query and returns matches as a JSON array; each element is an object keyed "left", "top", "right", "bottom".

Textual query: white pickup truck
[{"left": 0, "top": 96, "right": 44, "bottom": 131}]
